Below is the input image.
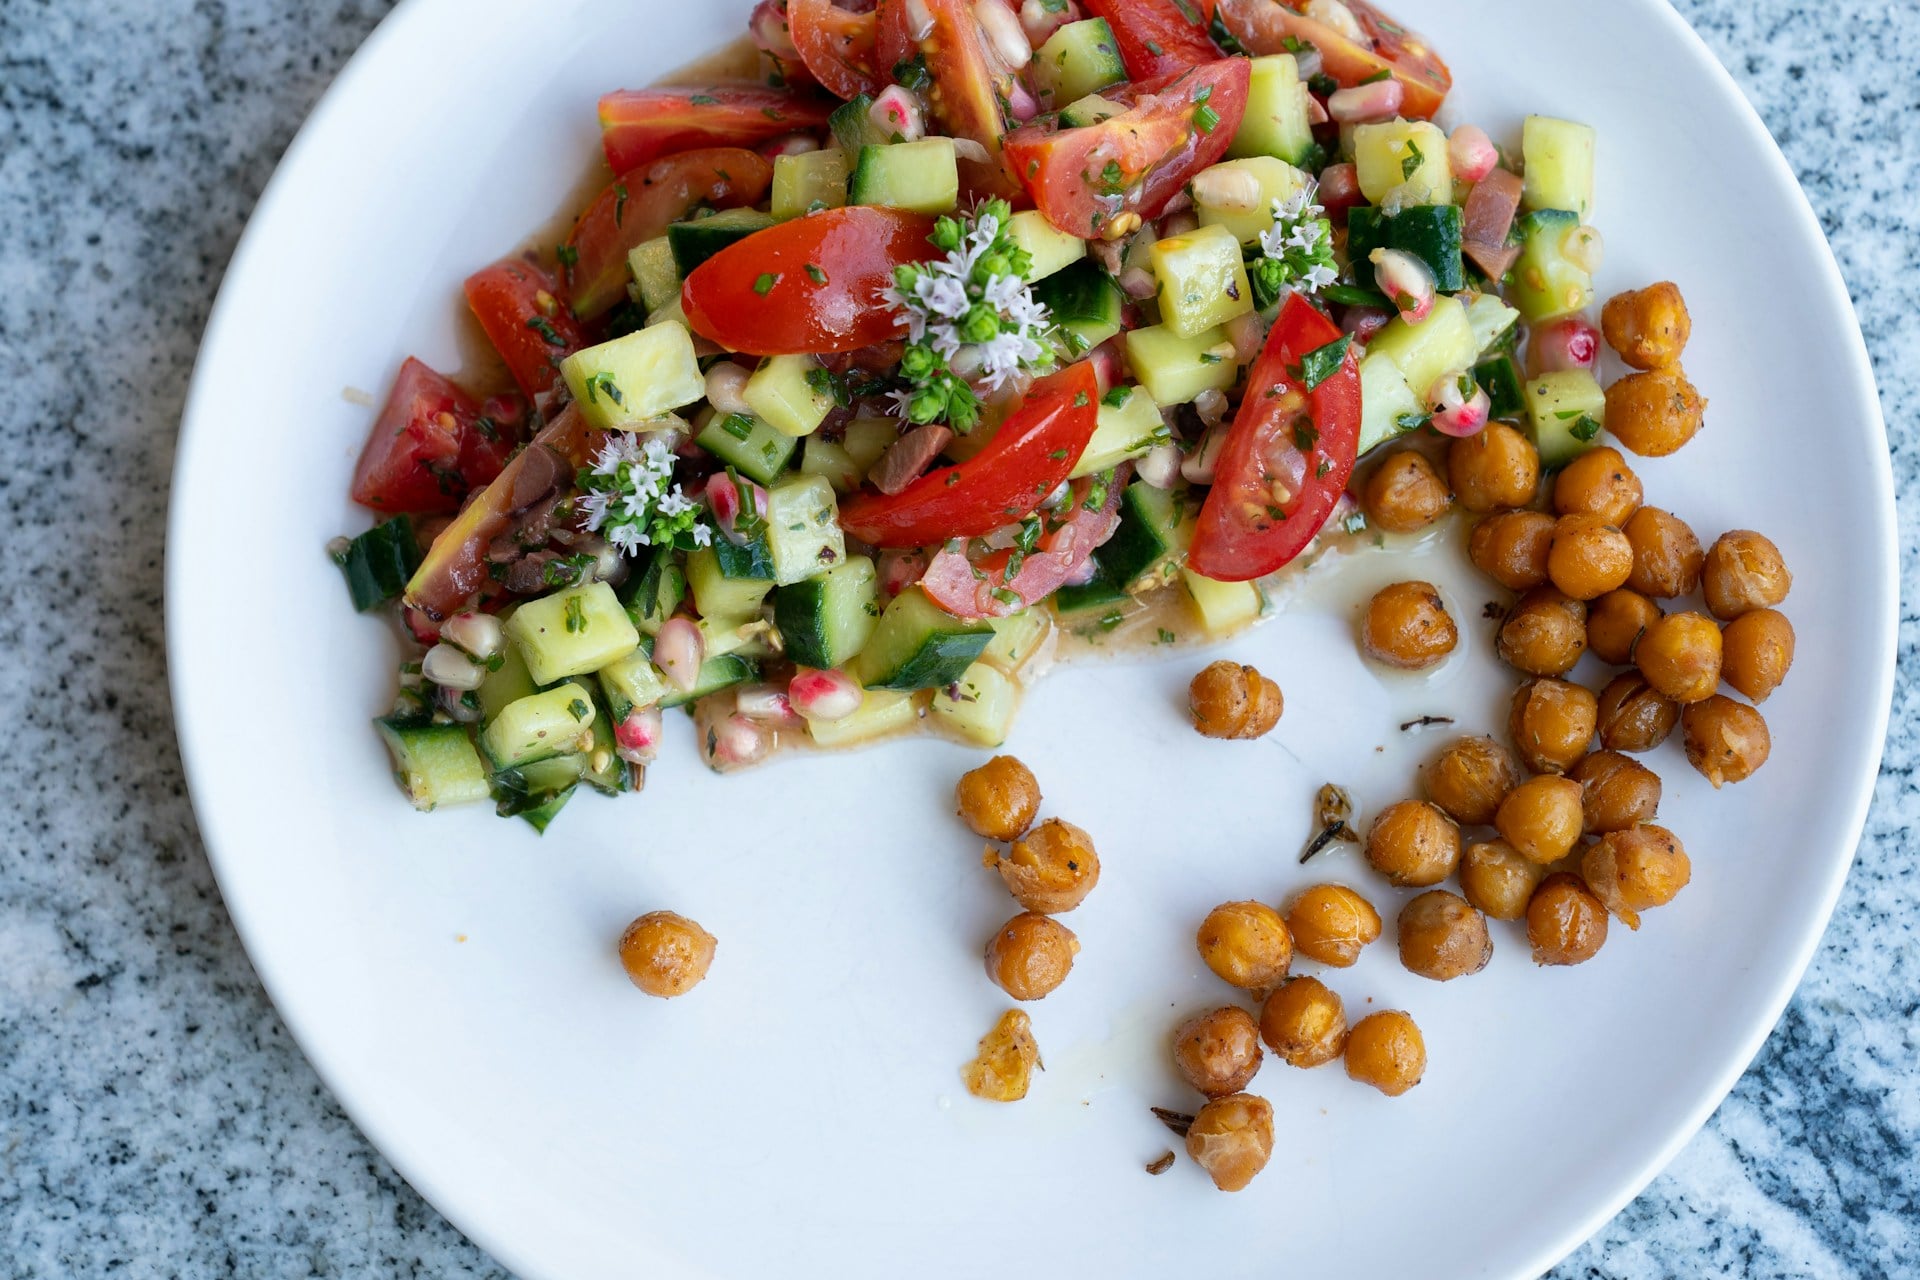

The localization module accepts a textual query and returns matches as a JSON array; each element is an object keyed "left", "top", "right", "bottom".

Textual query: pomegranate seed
[
  {"left": 788, "top": 668, "right": 864, "bottom": 723},
  {"left": 614, "top": 706, "right": 665, "bottom": 765},
  {"left": 1427, "top": 372, "right": 1492, "bottom": 438},
  {"left": 1529, "top": 314, "right": 1602, "bottom": 374},
  {"left": 1327, "top": 79, "right": 1404, "bottom": 124},
  {"left": 1370, "top": 248, "right": 1436, "bottom": 323},
  {"left": 653, "top": 617, "right": 705, "bottom": 693}
]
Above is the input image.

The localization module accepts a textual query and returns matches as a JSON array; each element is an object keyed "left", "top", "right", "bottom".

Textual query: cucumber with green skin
[
  {"left": 775, "top": 554, "right": 879, "bottom": 669},
  {"left": 375, "top": 716, "right": 491, "bottom": 811},
  {"left": 336, "top": 516, "right": 420, "bottom": 612},
  {"left": 1032, "top": 18, "right": 1126, "bottom": 108},
  {"left": 1510, "top": 209, "right": 1594, "bottom": 322},
  {"left": 1058, "top": 93, "right": 1123, "bottom": 128},
  {"left": 1098, "top": 481, "right": 1195, "bottom": 592},
  {"left": 480, "top": 685, "right": 597, "bottom": 769},
  {"left": 850, "top": 139, "right": 959, "bottom": 214},
  {"left": 686, "top": 537, "right": 776, "bottom": 620},
  {"left": 850, "top": 587, "right": 993, "bottom": 690},
  {"left": 626, "top": 237, "right": 680, "bottom": 314},
  {"left": 1228, "top": 54, "right": 1314, "bottom": 167},
  {"left": 1035, "top": 258, "right": 1124, "bottom": 354},
  {"left": 659, "top": 653, "right": 760, "bottom": 708},
  {"left": 771, "top": 148, "right": 849, "bottom": 220},
  {"left": 1524, "top": 369, "right": 1608, "bottom": 468},
  {"left": 1052, "top": 559, "right": 1128, "bottom": 614},
  {"left": 694, "top": 409, "right": 798, "bottom": 486},
  {"left": 1474, "top": 355, "right": 1527, "bottom": 420},
  {"left": 1521, "top": 115, "right": 1596, "bottom": 220},
  {"left": 618, "top": 548, "right": 687, "bottom": 636},
  {"left": 1346, "top": 205, "right": 1465, "bottom": 293},
  {"left": 667, "top": 208, "right": 775, "bottom": 276},
  {"left": 830, "top": 95, "right": 886, "bottom": 154}
]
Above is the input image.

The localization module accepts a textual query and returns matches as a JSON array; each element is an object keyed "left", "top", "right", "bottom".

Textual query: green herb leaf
[
  {"left": 753, "top": 272, "right": 780, "bottom": 296},
  {"left": 1297, "top": 335, "right": 1353, "bottom": 391}
]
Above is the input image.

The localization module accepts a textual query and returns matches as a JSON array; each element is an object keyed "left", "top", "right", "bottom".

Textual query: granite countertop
[{"left": 2, "top": 1, "right": 1914, "bottom": 1274}]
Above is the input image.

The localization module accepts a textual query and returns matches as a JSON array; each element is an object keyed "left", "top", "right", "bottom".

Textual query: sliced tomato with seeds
[
  {"left": 789, "top": 0, "right": 887, "bottom": 100},
  {"left": 596, "top": 84, "right": 837, "bottom": 173},
  {"left": 1212, "top": 0, "right": 1451, "bottom": 119},
  {"left": 1081, "top": 0, "right": 1222, "bottom": 80},
  {"left": 464, "top": 259, "right": 584, "bottom": 402},
  {"left": 884, "top": 0, "right": 1021, "bottom": 199}
]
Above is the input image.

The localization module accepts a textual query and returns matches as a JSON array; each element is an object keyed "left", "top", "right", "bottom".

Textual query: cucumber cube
[
  {"left": 693, "top": 408, "right": 798, "bottom": 485},
  {"left": 982, "top": 608, "right": 1052, "bottom": 673},
  {"left": 1365, "top": 295, "right": 1475, "bottom": 405},
  {"left": 1149, "top": 223, "right": 1253, "bottom": 338},
  {"left": 687, "top": 540, "right": 776, "bottom": 619},
  {"left": 598, "top": 648, "right": 668, "bottom": 718},
  {"left": 626, "top": 236, "right": 681, "bottom": 315},
  {"left": 1193, "top": 156, "right": 1310, "bottom": 246},
  {"left": 850, "top": 138, "right": 959, "bottom": 214},
  {"left": 841, "top": 417, "right": 896, "bottom": 471},
  {"left": 1006, "top": 209, "right": 1086, "bottom": 282},
  {"left": 480, "top": 685, "right": 598, "bottom": 769},
  {"left": 805, "top": 689, "right": 918, "bottom": 747},
  {"left": 1464, "top": 292, "right": 1522, "bottom": 356},
  {"left": 618, "top": 549, "right": 687, "bottom": 636},
  {"left": 765, "top": 473, "right": 846, "bottom": 586},
  {"left": 505, "top": 581, "right": 641, "bottom": 685},
  {"left": 1346, "top": 204, "right": 1466, "bottom": 292},
  {"left": 476, "top": 642, "right": 538, "bottom": 724},
  {"left": 850, "top": 587, "right": 993, "bottom": 690},
  {"left": 1058, "top": 93, "right": 1124, "bottom": 128},
  {"left": 1229, "top": 55, "right": 1314, "bottom": 167},
  {"left": 1101, "top": 481, "right": 1195, "bottom": 591},
  {"left": 1182, "top": 569, "right": 1264, "bottom": 635},
  {"left": 1032, "top": 18, "right": 1126, "bottom": 108},
  {"left": 375, "top": 718, "right": 491, "bottom": 811},
  {"left": 772, "top": 147, "right": 850, "bottom": 220},
  {"left": 1071, "top": 385, "right": 1168, "bottom": 478},
  {"left": 1521, "top": 115, "right": 1596, "bottom": 219},
  {"left": 745, "top": 354, "right": 835, "bottom": 438},
  {"left": 1124, "top": 322, "right": 1237, "bottom": 406},
  {"left": 930, "top": 661, "right": 1019, "bottom": 747},
  {"left": 1035, "top": 258, "right": 1124, "bottom": 355},
  {"left": 561, "top": 324, "right": 706, "bottom": 430},
  {"left": 647, "top": 294, "right": 691, "bottom": 330},
  {"left": 1511, "top": 209, "right": 1595, "bottom": 322},
  {"left": 1524, "top": 369, "right": 1608, "bottom": 468},
  {"left": 774, "top": 553, "right": 880, "bottom": 668},
  {"left": 667, "top": 208, "right": 775, "bottom": 277},
  {"left": 659, "top": 653, "right": 759, "bottom": 708},
  {"left": 1352, "top": 120, "right": 1450, "bottom": 205},
  {"left": 800, "top": 437, "right": 861, "bottom": 492},
  {"left": 1357, "top": 352, "right": 1425, "bottom": 456}
]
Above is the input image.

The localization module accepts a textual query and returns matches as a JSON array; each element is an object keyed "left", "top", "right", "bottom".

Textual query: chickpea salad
[{"left": 333, "top": 0, "right": 1767, "bottom": 840}]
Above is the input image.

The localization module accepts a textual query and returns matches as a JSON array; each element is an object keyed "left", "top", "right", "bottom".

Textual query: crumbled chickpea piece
[
  {"left": 1188, "top": 661, "right": 1284, "bottom": 739},
  {"left": 963, "top": 1009, "right": 1042, "bottom": 1102},
  {"left": 1185, "top": 1093, "right": 1275, "bottom": 1192},
  {"left": 985, "top": 818, "right": 1100, "bottom": 913}
]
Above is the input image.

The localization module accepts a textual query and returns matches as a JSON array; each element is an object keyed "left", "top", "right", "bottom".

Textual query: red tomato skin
[
  {"left": 596, "top": 86, "right": 836, "bottom": 173},
  {"left": 1005, "top": 58, "right": 1249, "bottom": 238},
  {"left": 1187, "top": 294, "right": 1361, "bottom": 581},
  {"left": 838, "top": 362, "right": 1102, "bottom": 547},
  {"left": 563, "top": 148, "right": 772, "bottom": 320},
  {"left": 1212, "top": 0, "right": 1450, "bottom": 118},
  {"left": 921, "top": 477, "right": 1123, "bottom": 617},
  {"left": 890, "top": 0, "right": 1022, "bottom": 199},
  {"left": 789, "top": 0, "right": 885, "bottom": 100},
  {"left": 464, "top": 259, "right": 584, "bottom": 402},
  {"left": 1081, "top": 0, "right": 1221, "bottom": 80},
  {"left": 350, "top": 359, "right": 472, "bottom": 515},
  {"left": 680, "top": 206, "right": 934, "bottom": 355}
]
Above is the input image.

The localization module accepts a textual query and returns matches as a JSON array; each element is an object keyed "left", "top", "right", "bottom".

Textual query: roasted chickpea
[
  {"left": 1497, "top": 586, "right": 1588, "bottom": 677},
  {"left": 1495, "top": 775, "right": 1585, "bottom": 865},
  {"left": 1259, "top": 976, "right": 1348, "bottom": 1067},
  {"left": 1508, "top": 678, "right": 1599, "bottom": 774},
  {"left": 963, "top": 1009, "right": 1042, "bottom": 1102},
  {"left": 1459, "top": 838, "right": 1549, "bottom": 921},
  {"left": 1605, "top": 367, "right": 1706, "bottom": 457},
  {"left": 1623, "top": 506, "right": 1705, "bottom": 598},
  {"left": 1702, "top": 530, "right": 1793, "bottom": 620},
  {"left": 1568, "top": 750, "right": 1662, "bottom": 833},
  {"left": 1397, "top": 890, "right": 1493, "bottom": 982},
  {"left": 1582, "top": 825, "right": 1692, "bottom": 929},
  {"left": 1423, "top": 734, "right": 1523, "bottom": 826},
  {"left": 1722, "top": 608, "right": 1796, "bottom": 702},
  {"left": 1173, "top": 1006, "right": 1265, "bottom": 1098},
  {"left": 1196, "top": 901, "right": 1294, "bottom": 989},
  {"left": 1469, "top": 510, "right": 1557, "bottom": 590},
  {"left": 1595, "top": 671, "right": 1680, "bottom": 753},
  {"left": 955, "top": 755, "right": 1041, "bottom": 841},
  {"left": 985, "top": 912, "right": 1079, "bottom": 1000},
  {"left": 986, "top": 818, "right": 1100, "bottom": 913},
  {"left": 1602, "top": 282, "right": 1692, "bottom": 370},
  {"left": 1345, "top": 1010, "right": 1426, "bottom": 1096},
  {"left": 1448, "top": 422, "right": 1541, "bottom": 513},
  {"left": 1364, "top": 799, "right": 1462, "bottom": 887},
  {"left": 1185, "top": 1093, "right": 1275, "bottom": 1192},
  {"left": 1362, "top": 450, "right": 1452, "bottom": 532},
  {"left": 1361, "top": 581, "right": 1458, "bottom": 670},
  {"left": 1636, "top": 611, "right": 1723, "bottom": 703},
  {"left": 1586, "top": 589, "right": 1662, "bottom": 666},
  {"left": 1552, "top": 446, "right": 1643, "bottom": 525},
  {"left": 1526, "top": 873, "right": 1610, "bottom": 965},
  {"left": 1547, "top": 514, "right": 1635, "bottom": 601},
  {"left": 1284, "top": 884, "right": 1382, "bottom": 967},
  {"left": 1682, "top": 695, "right": 1771, "bottom": 787},
  {"left": 618, "top": 911, "right": 717, "bottom": 998},
  {"left": 1189, "top": 661, "right": 1284, "bottom": 740}
]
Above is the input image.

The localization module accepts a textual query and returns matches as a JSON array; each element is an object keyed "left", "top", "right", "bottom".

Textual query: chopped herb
[
  {"left": 760, "top": 106, "right": 786, "bottom": 122},
  {"left": 1297, "top": 335, "right": 1353, "bottom": 391},
  {"left": 1360, "top": 68, "right": 1393, "bottom": 84},
  {"left": 1400, "top": 141, "right": 1424, "bottom": 181},
  {"left": 689, "top": 93, "right": 720, "bottom": 106},
  {"left": 583, "top": 371, "right": 624, "bottom": 407},
  {"left": 1099, "top": 159, "right": 1125, "bottom": 193},
  {"left": 1145, "top": 39, "right": 1165, "bottom": 56},
  {"left": 1208, "top": 12, "right": 1246, "bottom": 54},
  {"left": 564, "top": 595, "right": 588, "bottom": 634},
  {"left": 555, "top": 244, "right": 578, "bottom": 270},
  {"left": 1569, "top": 413, "right": 1604, "bottom": 442},
  {"left": 1083, "top": 468, "right": 1114, "bottom": 511},
  {"left": 613, "top": 183, "right": 629, "bottom": 227},
  {"left": 1073, "top": 390, "right": 1090, "bottom": 408},
  {"left": 1309, "top": 72, "right": 1339, "bottom": 98},
  {"left": 567, "top": 697, "right": 591, "bottom": 722},
  {"left": 753, "top": 272, "right": 780, "bottom": 295},
  {"left": 718, "top": 413, "right": 755, "bottom": 441},
  {"left": 1193, "top": 103, "right": 1220, "bottom": 134},
  {"left": 525, "top": 315, "right": 566, "bottom": 347},
  {"left": 1399, "top": 715, "right": 1455, "bottom": 732},
  {"left": 1150, "top": 1107, "right": 1195, "bottom": 1138},
  {"left": 1097, "top": 609, "right": 1125, "bottom": 632},
  {"left": 1048, "top": 448, "right": 1069, "bottom": 460},
  {"left": 1198, "top": 352, "right": 1223, "bottom": 365},
  {"left": 893, "top": 55, "right": 931, "bottom": 91},
  {"left": 1156, "top": 628, "right": 1176, "bottom": 644},
  {"left": 804, "top": 262, "right": 828, "bottom": 284},
  {"left": 1101, "top": 386, "right": 1131, "bottom": 408},
  {"left": 1292, "top": 421, "right": 1320, "bottom": 451},
  {"left": 1395, "top": 411, "right": 1431, "bottom": 432},
  {"left": 1316, "top": 457, "right": 1332, "bottom": 478}
]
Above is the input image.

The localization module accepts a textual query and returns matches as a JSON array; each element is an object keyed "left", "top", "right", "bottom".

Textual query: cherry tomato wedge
[
  {"left": 921, "top": 476, "right": 1124, "bottom": 618},
  {"left": 1005, "top": 59, "right": 1249, "bottom": 239},
  {"left": 596, "top": 85, "right": 836, "bottom": 173},
  {"left": 350, "top": 359, "right": 504, "bottom": 515},
  {"left": 884, "top": 0, "right": 1021, "bottom": 199},
  {"left": 563, "top": 148, "right": 772, "bottom": 321},
  {"left": 680, "top": 206, "right": 934, "bottom": 355},
  {"left": 464, "top": 259, "right": 584, "bottom": 402},
  {"left": 789, "top": 0, "right": 886, "bottom": 100},
  {"left": 1213, "top": 0, "right": 1450, "bottom": 119},
  {"left": 839, "top": 362, "right": 1101, "bottom": 547},
  {"left": 1081, "top": 0, "right": 1222, "bottom": 80},
  {"left": 1187, "top": 293, "right": 1361, "bottom": 581}
]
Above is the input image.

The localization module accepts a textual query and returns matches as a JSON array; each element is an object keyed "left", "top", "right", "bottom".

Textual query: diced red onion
[
  {"left": 904, "top": 0, "right": 935, "bottom": 40},
  {"left": 762, "top": 134, "right": 823, "bottom": 159},
  {"left": 1118, "top": 267, "right": 1158, "bottom": 300},
  {"left": 654, "top": 617, "right": 705, "bottom": 693},
  {"left": 1529, "top": 314, "right": 1601, "bottom": 374},
  {"left": 1191, "top": 166, "right": 1264, "bottom": 213},
  {"left": 877, "top": 549, "right": 928, "bottom": 596},
  {"left": 1448, "top": 124, "right": 1498, "bottom": 184},
  {"left": 1008, "top": 80, "right": 1040, "bottom": 123},
  {"left": 1370, "top": 248, "right": 1435, "bottom": 323},
  {"left": 1305, "top": 0, "right": 1368, "bottom": 42},
  {"left": 1088, "top": 338, "right": 1125, "bottom": 393},
  {"left": 1194, "top": 388, "right": 1230, "bottom": 428},
  {"left": 1327, "top": 79, "right": 1404, "bottom": 123},
  {"left": 1159, "top": 210, "right": 1199, "bottom": 237},
  {"left": 749, "top": 0, "right": 800, "bottom": 57},
  {"left": 1427, "top": 372, "right": 1492, "bottom": 438},
  {"left": 788, "top": 668, "right": 864, "bottom": 723},
  {"left": 704, "top": 471, "right": 770, "bottom": 546},
  {"left": 1305, "top": 94, "right": 1330, "bottom": 126},
  {"left": 1181, "top": 424, "right": 1228, "bottom": 485},
  {"left": 1341, "top": 304, "right": 1393, "bottom": 345},
  {"left": 704, "top": 361, "right": 753, "bottom": 416},
  {"left": 950, "top": 137, "right": 991, "bottom": 164},
  {"left": 1224, "top": 310, "right": 1268, "bottom": 364},
  {"left": 1019, "top": 0, "right": 1078, "bottom": 44}
]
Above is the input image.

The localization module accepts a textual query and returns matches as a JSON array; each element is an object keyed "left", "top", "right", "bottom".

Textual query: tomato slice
[
  {"left": 1081, "top": 0, "right": 1222, "bottom": 80},
  {"left": 1188, "top": 294, "right": 1361, "bottom": 581},
  {"left": 596, "top": 85, "right": 836, "bottom": 172},
  {"left": 921, "top": 477, "right": 1124, "bottom": 618},
  {"left": 680, "top": 206, "right": 934, "bottom": 354},
  {"left": 839, "top": 362, "right": 1101, "bottom": 547},
  {"left": 1005, "top": 59, "right": 1249, "bottom": 238},
  {"left": 1212, "top": 0, "right": 1450, "bottom": 119},
  {"left": 888, "top": 0, "right": 1021, "bottom": 199},
  {"left": 789, "top": 0, "right": 886, "bottom": 100},
  {"left": 463, "top": 259, "right": 584, "bottom": 402},
  {"left": 563, "top": 148, "right": 772, "bottom": 321}
]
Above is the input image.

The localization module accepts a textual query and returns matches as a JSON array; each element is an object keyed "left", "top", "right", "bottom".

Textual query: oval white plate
[{"left": 168, "top": 1, "right": 1895, "bottom": 1276}]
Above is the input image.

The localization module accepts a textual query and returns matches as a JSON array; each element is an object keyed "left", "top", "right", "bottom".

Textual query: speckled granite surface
[{"left": 1, "top": 1, "right": 1913, "bottom": 1275}]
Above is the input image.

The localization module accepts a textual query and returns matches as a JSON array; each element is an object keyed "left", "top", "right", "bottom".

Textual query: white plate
[{"left": 167, "top": 1, "right": 1896, "bottom": 1276}]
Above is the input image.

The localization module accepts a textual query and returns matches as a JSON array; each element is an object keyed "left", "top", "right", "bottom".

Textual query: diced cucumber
[
  {"left": 480, "top": 685, "right": 598, "bottom": 768},
  {"left": 1193, "top": 156, "right": 1310, "bottom": 245},
  {"left": 506, "top": 581, "right": 641, "bottom": 685},
  {"left": 1356, "top": 351, "right": 1425, "bottom": 456},
  {"left": 1229, "top": 54, "right": 1314, "bottom": 167},
  {"left": 687, "top": 537, "right": 776, "bottom": 619},
  {"left": 1124, "top": 323, "right": 1237, "bottom": 406},
  {"left": 1058, "top": 93, "right": 1124, "bottom": 128},
  {"left": 618, "top": 548, "right": 687, "bottom": 636},
  {"left": 375, "top": 717, "right": 491, "bottom": 810},
  {"left": 842, "top": 417, "right": 896, "bottom": 472},
  {"left": 477, "top": 642, "right": 539, "bottom": 724},
  {"left": 930, "top": 661, "right": 1018, "bottom": 747},
  {"left": 335, "top": 516, "right": 420, "bottom": 612},
  {"left": 580, "top": 692, "right": 630, "bottom": 794},
  {"left": 1352, "top": 120, "right": 1450, "bottom": 205},
  {"left": 1474, "top": 355, "right": 1526, "bottom": 420},
  {"left": 982, "top": 608, "right": 1051, "bottom": 673},
  {"left": 745, "top": 354, "right": 835, "bottom": 438},
  {"left": 694, "top": 407, "right": 799, "bottom": 485},
  {"left": 1182, "top": 569, "right": 1263, "bottom": 635},
  {"left": 626, "top": 237, "right": 681, "bottom": 315},
  {"left": 1524, "top": 369, "right": 1607, "bottom": 468},
  {"left": 850, "top": 586, "right": 994, "bottom": 690},
  {"left": 561, "top": 324, "right": 706, "bottom": 430},
  {"left": 1149, "top": 223, "right": 1253, "bottom": 338},
  {"left": 667, "top": 208, "right": 775, "bottom": 277},
  {"left": 1035, "top": 258, "right": 1124, "bottom": 355},
  {"left": 1521, "top": 115, "right": 1596, "bottom": 219},
  {"left": 1101, "top": 481, "right": 1196, "bottom": 591},
  {"left": 775, "top": 553, "right": 880, "bottom": 668},
  {"left": 1006, "top": 209, "right": 1086, "bottom": 282},
  {"left": 1346, "top": 204, "right": 1465, "bottom": 292},
  {"left": 1464, "top": 292, "right": 1522, "bottom": 355},
  {"left": 772, "top": 147, "right": 850, "bottom": 220},
  {"left": 830, "top": 95, "right": 886, "bottom": 153},
  {"left": 1510, "top": 209, "right": 1595, "bottom": 322},
  {"left": 1032, "top": 18, "right": 1125, "bottom": 108},
  {"left": 850, "top": 139, "right": 959, "bottom": 213},
  {"left": 765, "top": 473, "right": 846, "bottom": 586},
  {"left": 1052, "top": 558, "right": 1129, "bottom": 614},
  {"left": 801, "top": 437, "right": 861, "bottom": 492},
  {"left": 697, "top": 613, "right": 763, "bottom": 659},
  {"left": 599, "top": 647, "right": 668, "bottom": 719},
  {"left": 646, "top": 293, "right": 692, "bottom": 330},
  {"left": 516, "top": 785, "right": 574, "bottom": 834},
  {"left": 505, "top": 753, "right": 587, "bottom": 800},
  {"left": 1071, "top": 385, "right": 1169, "bottom": 478},
  {"left": 1365, "top": 295, "right": 1476, "bottom": 404},
  {"left": 805, "top": 688, "right": 918, "bottom": 747},
  {"left": 659, "top": 653, "right": 759, "bottom": 708}
]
